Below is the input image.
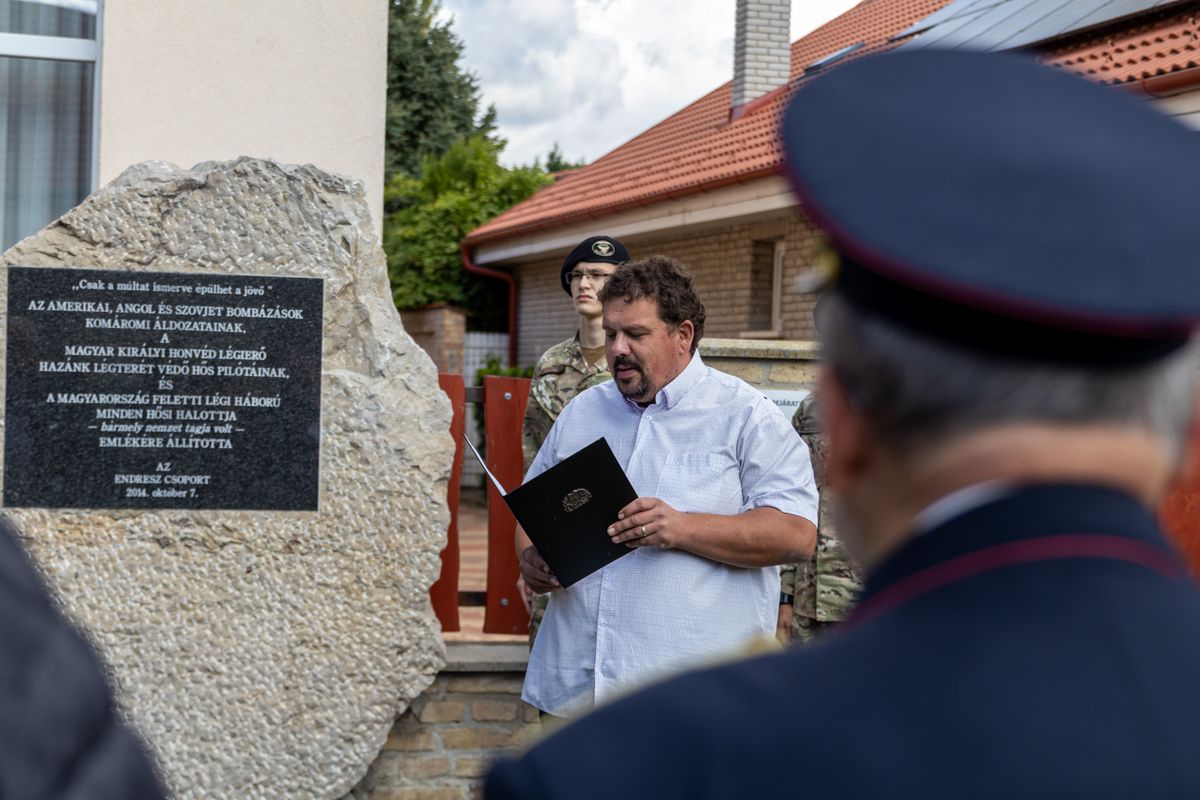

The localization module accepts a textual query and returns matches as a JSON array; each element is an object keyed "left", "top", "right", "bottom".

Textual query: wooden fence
[
  {"left": 430, "top": 374, "right": 1200, "bottom": 632},
  {"left": 431, "top": 374, "right": 532, "bottom": 634}
]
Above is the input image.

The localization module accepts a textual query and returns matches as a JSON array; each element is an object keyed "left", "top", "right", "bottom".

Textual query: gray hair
[{"left": 820, "top": 292, "right": 1200, "bottom": 461}]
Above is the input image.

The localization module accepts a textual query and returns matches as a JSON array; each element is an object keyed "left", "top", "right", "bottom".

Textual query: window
[
  {"left": 742, "top": 238, "right": 784, "bottom": 339},
  {"left": 0, "top": 0, "right": 100, "bottom": 252},
  {"left": 803, "top": 42, "right": 865, "bottom": 75}
]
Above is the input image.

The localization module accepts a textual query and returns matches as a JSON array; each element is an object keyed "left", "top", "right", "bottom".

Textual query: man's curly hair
[{"left": 598, "top": 255, "right": 706, "bottom": 353}]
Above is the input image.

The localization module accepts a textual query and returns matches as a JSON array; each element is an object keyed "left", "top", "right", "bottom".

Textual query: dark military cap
[
  {"left": 780, "top": 49, "right": 1200, "bottom": 365},
  {"left": 560, "top": 235, "right": 630, "bottom": 294}
]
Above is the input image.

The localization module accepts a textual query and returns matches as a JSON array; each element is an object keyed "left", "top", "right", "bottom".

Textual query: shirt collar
[
  {"left": 618, "top": 351, "right": 705, "bottom": 412},
  {"left": 657, "top": 351, "right": 705, "bottom": 410},
  {"left": 911, "top": 480, "right": 1015, "bottom": 536}
]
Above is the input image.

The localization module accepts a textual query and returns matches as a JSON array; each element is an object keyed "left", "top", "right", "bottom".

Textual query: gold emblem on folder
[{"left": 562, "top": 488, "right": 592, "bottom": 512}]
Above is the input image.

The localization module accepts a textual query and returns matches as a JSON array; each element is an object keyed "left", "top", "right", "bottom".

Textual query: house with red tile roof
[{"left": 463, "top": 0, "right": 1200, "bottom": 366}]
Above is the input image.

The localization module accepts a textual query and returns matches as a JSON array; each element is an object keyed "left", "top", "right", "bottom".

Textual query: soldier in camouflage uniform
[
  {"left": 521, "top": 235, "right": 630, "bottom": 645},
  {"left": 780, "top": 392, "right": 863, "bottom": 644},
  {"left": 521, "top": 338, "right": 612, "bottom": 473}
]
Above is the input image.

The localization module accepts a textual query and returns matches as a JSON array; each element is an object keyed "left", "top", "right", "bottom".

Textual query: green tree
[
  {"left": 386, "top": 0, "right": 497, "bottom": 180},
  {"left": 385, "top": 135, "right": 551, "bottom": 329},
  {"left": 544, "top": 142, "right": 585, "bottom": 173}
]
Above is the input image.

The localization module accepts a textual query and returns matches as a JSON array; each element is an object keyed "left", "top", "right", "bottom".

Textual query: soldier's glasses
[{"left": 568, "top": 270, "right": 614, "bottom": 285}]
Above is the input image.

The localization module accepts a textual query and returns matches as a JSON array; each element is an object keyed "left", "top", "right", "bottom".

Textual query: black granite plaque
[{"left": 3, "top": 267, "right": 323, "bottom": 510}]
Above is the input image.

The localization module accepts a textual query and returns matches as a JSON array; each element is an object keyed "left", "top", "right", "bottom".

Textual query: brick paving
[{"left": 458, "top": 498, "right": 487, "bottom": 592}]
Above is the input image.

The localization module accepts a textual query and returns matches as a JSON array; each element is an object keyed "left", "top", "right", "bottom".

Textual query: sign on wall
[{"left": 762, "top": 388, "right": 810, "bottom": 420}]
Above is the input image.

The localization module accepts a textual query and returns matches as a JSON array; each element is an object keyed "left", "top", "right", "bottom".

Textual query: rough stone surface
[{"left": 0, "top": 158, "right": 451, "bottom": 799}]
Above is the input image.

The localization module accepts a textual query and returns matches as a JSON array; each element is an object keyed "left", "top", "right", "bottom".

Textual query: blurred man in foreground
[
  {"left": 487, "top": 48, "right": 1200, "bottom": 798},
  {"left": 0, "top": 515, "right": 164, "bottom": 798}
]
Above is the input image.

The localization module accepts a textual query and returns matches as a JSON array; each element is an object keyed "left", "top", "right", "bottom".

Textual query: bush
[
  {"left": 475, "top": 354, "right": 533, "bottom": 387},
  {"left": 471, "top": 355, "right": 534, "bottom": 453}
]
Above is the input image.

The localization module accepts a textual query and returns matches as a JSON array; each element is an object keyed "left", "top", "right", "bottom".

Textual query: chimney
[{"left": 732, "top": 0, "right": 792, "bottom": 119}]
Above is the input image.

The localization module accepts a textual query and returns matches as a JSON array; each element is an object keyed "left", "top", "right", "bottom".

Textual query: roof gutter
[
  {"left": 464, "top": 163, "right": 785, "bottom": 249},
  {"left": 460, "top": 240, "right": 517, "bottom": 367},
  {"left": 1125, "top": 64, "right": 1200, "bottom": 97}
]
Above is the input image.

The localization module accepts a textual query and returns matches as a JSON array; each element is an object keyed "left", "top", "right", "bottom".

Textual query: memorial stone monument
[{"left": 0, "top": 158, "right": 452, "bottom": 798}]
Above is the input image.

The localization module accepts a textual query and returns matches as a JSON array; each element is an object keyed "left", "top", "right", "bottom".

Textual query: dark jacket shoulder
[
  {"left": 0, "top": 518, "right": 164, "bottom": 799},
  {"left": 488, "top": 486, "right": 1200, "bottom": 800}
]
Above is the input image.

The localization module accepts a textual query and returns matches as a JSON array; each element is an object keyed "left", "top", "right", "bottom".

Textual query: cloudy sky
[{"left": 437, "top": 0, "right": 862, "bottom": 167}]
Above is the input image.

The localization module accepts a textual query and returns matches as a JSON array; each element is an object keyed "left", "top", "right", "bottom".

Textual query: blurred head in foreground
[{"left": 780, "top": 48, "right": 1200, "bottom": 568}]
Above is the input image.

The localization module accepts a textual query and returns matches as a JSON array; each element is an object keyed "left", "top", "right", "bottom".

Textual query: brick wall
[
  {"left": 346, "top": 643, "right": 537, "bottom": 800},
  {"left": 400, "top": 305, "right": 467, "bottom": 374},
  {"left": 514, "top": 209, "right": 826, "bottom": 365},
  {"left": 702, "top": 337, "right": 820, "bottom": 391},
  {"left": 516, "top": 257, "right": 574, "bottom": 368}
]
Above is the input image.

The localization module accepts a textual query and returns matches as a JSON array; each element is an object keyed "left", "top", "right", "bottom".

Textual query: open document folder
[{"left": 464, "top": 435, "right": 638, "bottom": 587}]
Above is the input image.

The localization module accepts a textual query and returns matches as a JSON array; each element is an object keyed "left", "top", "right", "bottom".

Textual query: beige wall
[
  {"left": 98, "top": 0, "right": 387, "bottom": 231},
  {"left": 1154, "top": 88, "right": 1200, "bottom": 131}
]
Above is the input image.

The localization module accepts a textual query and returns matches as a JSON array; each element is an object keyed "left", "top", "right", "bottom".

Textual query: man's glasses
[{"left": 568, "top": 269, "right": 614, "bottom": 285}]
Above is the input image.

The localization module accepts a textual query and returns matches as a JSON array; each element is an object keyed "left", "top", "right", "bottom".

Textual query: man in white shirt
[{"left": 517, "top": 254, "right": 818, "bottom": 717}]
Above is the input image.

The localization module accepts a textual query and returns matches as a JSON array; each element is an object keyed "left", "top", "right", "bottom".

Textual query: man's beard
[{"left": 613, "top": 355, "right": 651, "bottom": 401}]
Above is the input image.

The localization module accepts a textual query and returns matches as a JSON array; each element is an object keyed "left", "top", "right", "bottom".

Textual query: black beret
[
  {"left": 781, "top": 49, "right": 1200, "bottom": 365},
  {"left": 560, "top": 236, "right": 630, "bottom": 294}
]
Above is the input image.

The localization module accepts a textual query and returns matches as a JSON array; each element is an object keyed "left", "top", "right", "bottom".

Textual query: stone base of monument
[
  {"left": 0, "top": 158, "right": 451, "bottom": 799},
  {"left": 342, "top": 641, "right": 539, "bottom": 799}
]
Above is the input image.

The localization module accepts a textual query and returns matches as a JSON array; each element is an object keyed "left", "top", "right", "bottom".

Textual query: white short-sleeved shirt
[{"left": 522, "top": 353, "right": 818, "bottom": 715}]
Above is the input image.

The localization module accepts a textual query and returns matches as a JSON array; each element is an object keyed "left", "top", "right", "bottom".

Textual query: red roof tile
[
  {"left": 1045, "top": 7, "right": 1200, "bottom": 86},
  {"left": 467, "top": 0, "right": 1200, "bottom": 246},
  {"left": 466, "top": 0, "right": 954, "bottom": 245}
]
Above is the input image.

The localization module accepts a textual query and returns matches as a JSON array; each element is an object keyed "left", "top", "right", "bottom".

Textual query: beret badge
[{"left": 591, "top": 240, "right": 615, "bottom": 258}]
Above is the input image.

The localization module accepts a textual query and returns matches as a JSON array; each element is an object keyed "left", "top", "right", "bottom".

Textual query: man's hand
[
  {"left": 516, "top": 576, "right": 533, "bottom": 613},
  {"left": 519, "top": 545, "right": 560, "bottom": 593},
  {"left": 776, "top": 604, "right": 793, "bottom": 645},
  {"left": 605, "top": 501, "right": 812, "bottom": 568},
  {"left": 607, "top": 497, "right": 687, "bottom": 550}
]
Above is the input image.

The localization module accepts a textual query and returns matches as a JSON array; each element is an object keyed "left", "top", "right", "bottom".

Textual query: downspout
[{"left": 460, "top": 240, "right": 517, "bottom": 367}]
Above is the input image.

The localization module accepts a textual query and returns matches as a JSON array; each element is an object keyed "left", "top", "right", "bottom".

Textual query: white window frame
[
  {"left": 770, "top": 239, "right": 784, "bottom": 332},
  {"left": 0, "top": 0, "right": 103, "bottom": 190}
]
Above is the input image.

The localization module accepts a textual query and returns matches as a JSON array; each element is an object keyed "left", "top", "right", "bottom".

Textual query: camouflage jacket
[
  {"left": 782, "top": 394, "right": 864, "bottom": 623},
  {"left": 522, "top": 334, "right": 611, "bottom": 472}
]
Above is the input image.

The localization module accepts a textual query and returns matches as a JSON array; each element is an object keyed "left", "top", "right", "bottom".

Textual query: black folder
[{"left": 467, "top": 436, "right": 637, "bottom": 587}]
